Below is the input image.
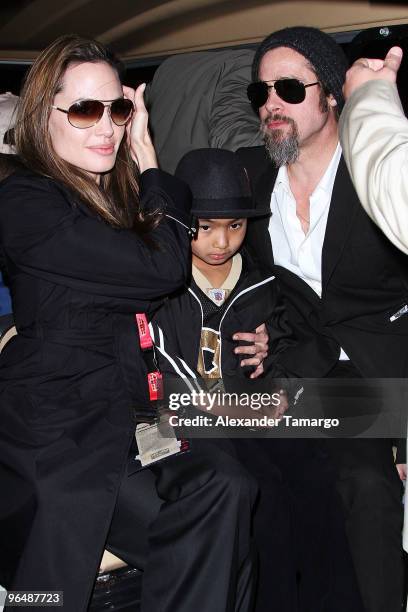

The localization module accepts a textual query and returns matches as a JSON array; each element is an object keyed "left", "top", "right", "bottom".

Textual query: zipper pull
[{"left": 390, "top": 304, "right": 408, "bottom": 322}]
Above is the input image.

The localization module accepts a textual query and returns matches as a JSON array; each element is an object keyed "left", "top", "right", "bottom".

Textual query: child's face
[{"left": 192, "top": 218, "right": 247, "bottom": 266}]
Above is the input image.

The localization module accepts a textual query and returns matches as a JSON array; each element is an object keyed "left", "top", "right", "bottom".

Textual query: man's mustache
[{"left": 261, "top": 114, "right": 296, "bottom": 129}]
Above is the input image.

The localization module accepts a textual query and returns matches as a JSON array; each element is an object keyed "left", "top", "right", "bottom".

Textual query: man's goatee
[{"left": 261, "top": 116, "right": 299, "bottom": 167}]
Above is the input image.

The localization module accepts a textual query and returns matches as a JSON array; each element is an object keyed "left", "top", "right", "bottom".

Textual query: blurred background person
[
  {"left": 146, "top": 49, "right": 262, "bottom": 173},
  {"left": 0, "top": 91, "right": 18, "bottom": 315},
  {"left": 340, "top": 46, "right": 408, "bottom": 255},
  {"left": 340, "top": 44, "right": 408, "bottom": 608}
]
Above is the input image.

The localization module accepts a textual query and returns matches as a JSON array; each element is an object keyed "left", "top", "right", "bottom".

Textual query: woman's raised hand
[{"left": 123, "top": 83, "right": 158, "bottom": 173}]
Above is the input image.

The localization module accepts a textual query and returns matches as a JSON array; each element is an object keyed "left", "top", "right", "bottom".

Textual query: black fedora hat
[{"left": 175, "top": 148, "right": 269, "bottom": 219}]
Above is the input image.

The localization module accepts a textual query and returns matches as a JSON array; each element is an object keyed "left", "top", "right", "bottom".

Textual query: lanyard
[
  {"left": 135, "top": 314, "right": 191, "bottom": 457},
  {"left": 135, "top": 313, "right": 163, "bottom": 401}
]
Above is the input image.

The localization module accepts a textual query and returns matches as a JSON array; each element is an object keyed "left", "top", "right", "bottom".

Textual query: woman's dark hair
[{"left": 15, "top": 34, "right": 158, "bottom": 231}]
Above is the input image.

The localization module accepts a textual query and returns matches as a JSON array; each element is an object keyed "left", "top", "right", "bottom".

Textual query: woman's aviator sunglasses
[
  {"left": 51, "top": 97, "right": 134, "bottom": 129},
  {"left": 247, "top": 78, "right": 320, "bottom": 108}
]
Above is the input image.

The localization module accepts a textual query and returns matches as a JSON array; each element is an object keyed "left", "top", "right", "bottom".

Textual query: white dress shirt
[{"left": 269, "top": 142, "right": 349, "bottom": 360}]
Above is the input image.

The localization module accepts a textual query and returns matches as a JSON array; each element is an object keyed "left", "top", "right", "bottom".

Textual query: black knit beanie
[{"left": 252, "top": 26, "right": 349, "bottom": 111}]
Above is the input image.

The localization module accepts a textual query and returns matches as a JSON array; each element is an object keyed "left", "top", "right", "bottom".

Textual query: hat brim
[
  {"left": 191, "top": 196, "right": 270, "bottom": 219},
  {"left": 191, "top": 207, "right": 270, "bottom": 219}
]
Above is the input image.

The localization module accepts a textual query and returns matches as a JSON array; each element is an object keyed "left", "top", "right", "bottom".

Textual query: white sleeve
[{"left": 339, "top": 79, "right": 408, "bottom": 255}]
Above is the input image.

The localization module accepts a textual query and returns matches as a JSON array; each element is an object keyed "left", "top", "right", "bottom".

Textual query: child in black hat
[
  {"left": 152, "top": 147, "right": 292, "bottom": 381},
  {"left": 150, "top": 148, "right": 302, "bottom": 611}
]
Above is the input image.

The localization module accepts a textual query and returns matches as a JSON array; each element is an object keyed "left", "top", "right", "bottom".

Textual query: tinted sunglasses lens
[
  {"left": 247, "top": 82, "right": 268, "bottom": 108},
  {"left": 67, "top": 100, "right": 104, "bottom": 128},
  {"left": 275, "top": 79, "right": 306, "bottom": 104},
  {"left": 110, "top": 98, "right": 134, "bottom": 126}
]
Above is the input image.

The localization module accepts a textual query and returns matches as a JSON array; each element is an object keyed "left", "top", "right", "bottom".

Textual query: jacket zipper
[
  {"left": 149, "top": 322, "right": 201, "bottom": 393},
  {"left": 189, "top": 276, "right": 275, "bottom": 378},
  {"left": 188, "top": 287, "right": 205, "bottom": 364}
]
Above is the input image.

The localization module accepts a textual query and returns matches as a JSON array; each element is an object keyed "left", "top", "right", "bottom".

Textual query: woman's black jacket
[{"left": 0, "top": 168, "right": 191, "bottom": 609}]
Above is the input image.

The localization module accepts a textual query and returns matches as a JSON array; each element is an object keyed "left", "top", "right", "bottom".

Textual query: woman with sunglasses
[{"left": 0, "top": 35, "right": 257, "bottom": 611}]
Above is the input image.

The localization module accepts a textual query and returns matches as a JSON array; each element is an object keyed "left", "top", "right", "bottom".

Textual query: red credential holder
[
  {"left": 135, "top": 313, "right": 190, "bottom": 454},
  {"left": 135, "top": 313, "right": 163, "bottom": 401}
]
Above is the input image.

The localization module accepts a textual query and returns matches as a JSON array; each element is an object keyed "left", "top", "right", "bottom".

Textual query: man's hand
[
  {"left": 396, "top": 463, "right": 407, "bottom": 482},
  {"left": 343, "top": 46, "right": 403, "bottom": 100},
  {"left": 233, "top": 323, "right": 269, "bottom": 379}
]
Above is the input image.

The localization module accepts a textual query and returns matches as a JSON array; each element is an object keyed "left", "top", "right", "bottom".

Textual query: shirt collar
[
  {"left": 274, "top": 164, "right": 290, "bottom": 193},
  {"left": 272, "top": 141, "right": 342, "bottom": 196},
  {"left": 315, "top": 142, "right": 342, "bottom": 194}
]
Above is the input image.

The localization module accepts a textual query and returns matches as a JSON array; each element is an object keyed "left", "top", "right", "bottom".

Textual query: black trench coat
[{"left": 0, "top": 168, "right": 191, "bottom": 609}]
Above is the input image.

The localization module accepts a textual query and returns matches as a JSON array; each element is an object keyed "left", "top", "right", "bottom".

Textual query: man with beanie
[{"left": 238, "top": 26, "right": 406, "bottom": 612}]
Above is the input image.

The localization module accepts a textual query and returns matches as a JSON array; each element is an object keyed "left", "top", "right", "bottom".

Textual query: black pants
[
  {"left": 322, "top": 362, "right": 405, "bottom": 612},
  {"left": 233, "top": 438, "right": 364, "bottom": 612},
  {"left": 106, "top": 438, "right": 258, "bottom": 612}
]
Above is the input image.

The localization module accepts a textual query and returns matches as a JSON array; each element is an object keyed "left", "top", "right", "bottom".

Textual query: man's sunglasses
[
  {"left": 247, "top": 79, "right": 320, "bottom": 108},
  {"left": 51, "top": 97, "right": 134, "bottom": 129}
]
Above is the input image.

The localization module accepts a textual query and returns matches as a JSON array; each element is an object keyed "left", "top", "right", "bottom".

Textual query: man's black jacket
[{"left": 237, "top": 146, "right": 408, "bottom": 460}]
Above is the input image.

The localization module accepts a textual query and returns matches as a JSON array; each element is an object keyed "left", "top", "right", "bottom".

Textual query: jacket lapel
[
  {"left": 322, "top": 156, "right": 360, "bottom": 288},
  {"left": 249, "top": 166, "right": 278, "bottom": 265},
  {"left": 254, "top": 166, "right": 278, "bottom": 213}
]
